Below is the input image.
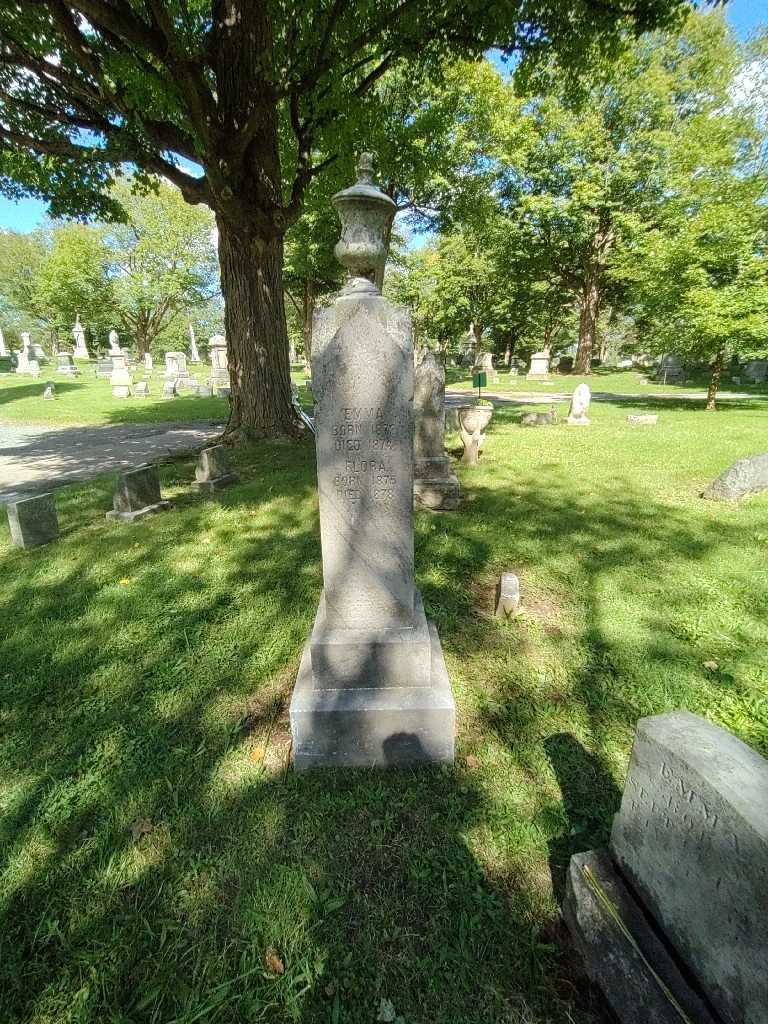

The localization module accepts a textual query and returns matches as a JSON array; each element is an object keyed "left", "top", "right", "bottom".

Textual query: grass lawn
[
  {"left": 2, "top": 397, "right": 767, "bottom": 1023},
  {"left": 445, "top": 364, "right": 768, "bottom": 400}
]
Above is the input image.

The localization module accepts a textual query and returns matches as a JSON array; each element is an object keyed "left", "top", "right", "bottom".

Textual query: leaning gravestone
[
  {"left": 413, "top": 353, "right": 460, "bottom": 510},
  {"left": 702, "top": 454, "right": 768, "bottom": 502},
  {"left": 6, "top": 493, "right": 60, "bottom": 548},
  {"left": 106, "top": 465, "right": 170, "bottom": 522},
  {"left": 195, "top": 445, "right": 238, "bottom": 492},
  {"left": 289, "top": 154, "right": 455, "bottom": 770},
  {"left": 565, "top": 711, "right": 768, "bottom": 1024}
]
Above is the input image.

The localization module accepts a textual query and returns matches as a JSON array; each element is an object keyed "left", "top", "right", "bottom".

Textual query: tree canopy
[{"left": 0, "top": 0, "right": 691, "bottom": 438}]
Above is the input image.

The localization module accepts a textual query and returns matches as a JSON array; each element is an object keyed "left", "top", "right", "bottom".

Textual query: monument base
[
  {"left": 106, "top": 500, "right": 171, "bottom": 523},
  {"left": 195, "top": 474, "right": 239, "bottom": 493},
  {"left": 291, "top": 622, "right": 455, "bottom": 770},
  {"left": 566, "top": 416, "right": 590, "bottom": 426},
  {"left": 414, "top": 478, "right": 461, "bottom": 510}
]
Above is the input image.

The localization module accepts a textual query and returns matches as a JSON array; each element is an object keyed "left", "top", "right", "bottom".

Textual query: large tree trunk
[
  {"left": 212, "top": 0, "right": 298, "bottom": 441},
  {"left": 574, "top": 279, "right": 600, "bottom": 374},
  {"left": 216, "top": 216, "right": 297, "bottom": 440},
  {"left": 706, "top": 347, "right": 725, "bottom": 411}
]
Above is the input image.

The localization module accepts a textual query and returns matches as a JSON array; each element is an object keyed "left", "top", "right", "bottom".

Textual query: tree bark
[
  {"left": 706, "top": 347, "right": 725, "bottom": 411},
  {"left": 302, "top": 277, "right": 315, "bottom": 367},
  {"left": 216, "top": 215, "right": 297, "bottom": 440},
  {"left": 575, "top": 279, "right": 600, "bottom": 374}
]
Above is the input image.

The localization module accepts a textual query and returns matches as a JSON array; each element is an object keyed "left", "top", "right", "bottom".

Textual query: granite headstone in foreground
[
  {"left": 195, "top": 445, "right": 238, "bottom": 492},
  {"left": 7, "top": 492, "right": 59, "bottom": 548},
  {"left": 701, "top": 453, "right": 768, "bottom": 501},
  {"left": 106, "top": 465, "right": 170, "bottom": 523},
  {"left": 610, "top": 711, "right": 768, "bottom": 1024}
]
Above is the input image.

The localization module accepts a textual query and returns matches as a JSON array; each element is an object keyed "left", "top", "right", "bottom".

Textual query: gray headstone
[
  {"left": 198, "top": 383, "right": 213, "bottom": 398},
  {"left": 610, "top": 711, "right": 768, "bottom": 1024},
  {"left": 96, "top": 358, "right": 113, "bottom": 379},
  {"left": 134, "top": 380, "right": 150, "bottom": 398},
  {"left": 106, "top": 465, "right": 170, "bottom": 522},
  {"left": 195, "top": 445, "right": 238, "bottom": 491},
  {"left": 289, "top": 155, "right": 455, "bottom": 770},
  {"left": 42, "top": 382, "right": 56, "bottom": 401},
  {"left": 162, "top": 380, "right": 177, "bottom": 399},
  {"left": 7, "top": 492, "right": 59, "bottom": 548},
  {"left": 495, "top": 573, "right": 520, "bottom": 617},
  {"left": 702, "top": 454, "right": 768, "bottom": 501},
  {"left": 413, "top": 353, "right": 460, "bottom": 510}
]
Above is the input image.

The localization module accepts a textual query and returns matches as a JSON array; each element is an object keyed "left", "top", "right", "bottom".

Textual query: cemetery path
[{"left": 0, "top": 420, "right": 223, "bottom": 505}]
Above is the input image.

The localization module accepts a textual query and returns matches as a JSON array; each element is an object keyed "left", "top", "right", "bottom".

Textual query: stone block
[
  {"left": 162, "top": 380, "right": 176, "bottom": 399},
  {"left": 134, "top": 381, "right": 150, "bottom": 398},
  {"left": 106, "top": 465, "right": 170, "bottom": 522},
  {"left": 564, "top": 848, "right": 718, "bottom": 1024},
  {"left": 291, "top": 623, "right": 455, "bottom": 770},
  {"left": 610, "top": 711, "right": 768, "bottom": 1024},
  {"left": 6, "top": 492, "right": 59, "bottom": 548},
  {"left": 495, "top": 573, "right": 520, "bottom": 617},
  {"left": 310, "top": 590, "right": 432, "bottom": 690},
  {"left": 195, "top": 445, "right": 238, "bottom": 492},
  {"left": 702, "top": 454, "right": 768, "bottom": 501},
  {"left": 627, "top": 414, "right": 658, "bottom": 426},
  {"left": 413, "top": 476, "right": 461, "bottom": 511}
]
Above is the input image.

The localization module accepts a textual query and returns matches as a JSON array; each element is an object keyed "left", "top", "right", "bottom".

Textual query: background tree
[
  {"left": 0, "top": 0, "right": 689, "bottom": 440},
  {"left": 103, "top": 180, "right": 219, "bottom": 357},
  {"left": 616, "top": 25, "right": 768, "bottom": 409}
]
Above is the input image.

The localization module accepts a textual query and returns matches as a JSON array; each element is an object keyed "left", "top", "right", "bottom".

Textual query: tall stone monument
[
  {"left": 289, "top": 154, "right": 455, "bottom": 770},
  {"left": 413, "top": 353, "right": 460, "bottom": 510},
  {"left": 108, "top": 329, "right": 122, "bottom": 355},
  {"left": 188, "top": 324, "right": 201, "bottom": 363},
  {"left": 72, "top": 315, "right": 89, "bottom": 359}
]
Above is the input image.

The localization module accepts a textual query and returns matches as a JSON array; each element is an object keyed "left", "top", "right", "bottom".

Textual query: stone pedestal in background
[
  {"left": 526, "top": 351, "right": 550, "bottom": 380},
  {"left": 72, "top": 316, "right": 89, "bottom": 359},
  {"left": 290, "top": 155, "right": 455, "bottom": 770},
  {"left": 106, "top": 465, "right": 170, "bottom": 522},
  {"left": 7, "top": 493, "right": 59, "bottom": 548},
  {"left": 110, "top": 353, "right": 132, "bottom": 398},
  {"left": 413, "top": 353, "right": 460, "bottom": 510},
  {"left": 208, "top": 335, "right": 230, "bottom": 390}
]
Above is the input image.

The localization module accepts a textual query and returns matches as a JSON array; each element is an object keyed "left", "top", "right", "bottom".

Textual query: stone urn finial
[{"left": 332, "top": 152, "right": 396, "bottom": 296}]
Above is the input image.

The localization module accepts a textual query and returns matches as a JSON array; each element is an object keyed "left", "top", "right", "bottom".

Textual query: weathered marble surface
[
  {"left": 312, "top": 297, "right": 415, "bottom": 631},
  {"left": 7, "top": 492, "right": 59, "bottom": 548},
  {"left": 106, "top": 465, "right": 170, "bottom": 522},
  {"left": 702, "top": 454, "right": 768, "bottom": 501},
  {"left": 293, "top": 622, "right": 454, "bottom": 769},
  {"left": 610, "top": 711, "right": 768, "bottom": 1024}
]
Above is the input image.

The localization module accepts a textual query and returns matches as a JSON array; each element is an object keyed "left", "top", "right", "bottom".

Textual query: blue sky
[{"left": 0, "top": 0, "right": 764, "bottom": 234}]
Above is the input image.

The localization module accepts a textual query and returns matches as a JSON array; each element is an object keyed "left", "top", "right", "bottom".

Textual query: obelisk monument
[{"left": 290, "top": 155, "right": 455, "bottom": 769}]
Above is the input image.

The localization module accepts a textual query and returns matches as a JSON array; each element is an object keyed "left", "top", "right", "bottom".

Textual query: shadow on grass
[
  {"left": 0, "top": 434, "right": 762, "bottom": 1023},
  {"left": 0, "top": 380, "right": 87, "bottom": 406}
]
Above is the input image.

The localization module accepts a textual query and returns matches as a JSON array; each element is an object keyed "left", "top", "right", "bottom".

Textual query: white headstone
[
  {"left": 188, "top": 324, "right": 201, "bottom": 363},
  {"left": 165, "top": 351, "right": 187, "bottom": 377},
  {"left": 108, "top": 329, "right": 122, "bottom": 355},
  {"left": 567, "top": 383, "right": 591, "bottom": 425},
  {"left": 527, "top": 351, "right": 551, "bottom": 379},
  {"left": 0, "top": 327, "right": 7, "bottom": 357},
  {"left": 72, "top": 315, "right": 89, "bottom": 359},
  {"left": 144, "top": 352, "right": 153, "bottom": 372},
  {"left": 110, "top": 359, "right": 132, "bottom": 398}
]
